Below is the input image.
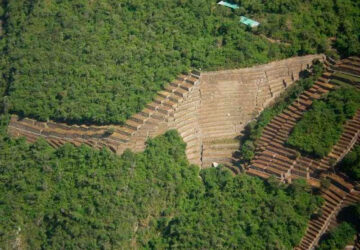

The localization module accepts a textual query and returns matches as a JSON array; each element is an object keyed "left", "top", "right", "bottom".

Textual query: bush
[
  {"left": 288, "top": 87, "right": 360, "bottom": 158},
  {"left": 317, "top": 222, "right": 356, "bottom": 250},
  {"left": 340, "top": 146, "right": 360, "bottom": 181},
  {"left": 320, "top": 178, "right": 331, "bottom": 190},
  {"left": 240, "top": 140, "right": 255, "bottom": 161}
]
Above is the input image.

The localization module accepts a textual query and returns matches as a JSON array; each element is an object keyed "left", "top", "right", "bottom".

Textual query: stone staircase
[
  {"left": 249, "top": 110, "right": 360, "bottom": 182},
  {"left": 246, "top": 57, "right": 360, "bottom": 250},
  {"left": 201, "top": 137, "right": 241, "bottom": 171}
]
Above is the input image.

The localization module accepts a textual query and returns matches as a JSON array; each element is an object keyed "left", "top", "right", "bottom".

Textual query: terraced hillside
[
  {"left": 294, "top": 175, "right": 359, "bottom": 250},
  {"left": 8, "top": 55, "right": 322, "bottom": 168},
  {"left": 244, "top": 56, "right": 360, "bottom": 250},
  {"left": 248, "top": 57, "right": 360, "bottom": 182}
]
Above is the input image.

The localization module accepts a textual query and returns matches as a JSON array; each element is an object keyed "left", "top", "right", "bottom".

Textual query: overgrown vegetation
[
  {"left": 287, "top": 87, "right": 360, "bottom": 158},
  {"left": 339, "top": 145, "right": 360, "bottom": 181},
  {"left": 0, "top": 117, "right": 322, "bottom": 249},
  {"left": 240, "top": 60, "right": 323, "bottom": 162},
  {"left": 2, "top": 0, "right": 287, "bottom": 124},
  {"left": 317, "top": 222, "right": 356, "bottom": 250},
  {"left": 317, "top": 202, "right": 360, "bottom": 250},
  {"left": 153, "top": 175, "right": 323, "bottom": 249},
  {"left": 1, "top": 0, "right": 359, "bottom": 124},
  {"left": 234, "top": 0, "right": 360, "bottom": 57}
]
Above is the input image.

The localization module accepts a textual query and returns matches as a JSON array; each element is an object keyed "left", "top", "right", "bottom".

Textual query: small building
[
  {"left": 240, "top": 16, "right": 260, "bottom": 28},
  {"left": 217, "top": 1, "right": 239, "bottom": 10}
]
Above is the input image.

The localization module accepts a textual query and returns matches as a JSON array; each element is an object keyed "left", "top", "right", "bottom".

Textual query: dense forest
[
  {"left": 317, "top": 222, "right": 356, "bottom": 250},
  {"left": 234, "top": 0, "right": 360, "bottom": 57},
  {"left": 1, "top": 0, "right": 285, "bottom": 124},
  {"left": 0, "top": 115, "right": 323, "bottom": 249},
  {"left": 0, "top": 0, "right": 359, "bottom": 124},
  {"left": 287, "top": 86, "right": 360, "bottom": 158},
  {"left": 1, "top": 0, "right": 360, "bottom": 249}
]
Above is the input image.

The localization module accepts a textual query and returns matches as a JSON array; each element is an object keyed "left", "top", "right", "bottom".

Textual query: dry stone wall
[
  {"left": 8, "top": 54, "right": 324, "bottom": 168},
  {"left": 197, "top": 54, "right": 324, "bottom": 167}
]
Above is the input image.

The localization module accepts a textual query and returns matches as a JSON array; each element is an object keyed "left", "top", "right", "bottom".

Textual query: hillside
[
  {"left": 1, "top": 0, "right": 359, "bottom": 124},
  {"left": 246, "top": 56, "right": 360, "bottom": 249},
  {"left": 0, "top": 120, "right": 322, "bottom": 249},
  {"left": 1, "top": 1, "right": 360, "bottom": 249},
  {"left": 7, "top": 55, "right": 322, "bottom": 168}
]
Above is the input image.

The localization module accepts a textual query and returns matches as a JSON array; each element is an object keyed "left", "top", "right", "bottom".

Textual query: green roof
[
  {"left": 217, "top": 1, "right": 239, "bottom": 10},
  {"left": 240, "top": 16, "right": 260, "bottom": 27}
]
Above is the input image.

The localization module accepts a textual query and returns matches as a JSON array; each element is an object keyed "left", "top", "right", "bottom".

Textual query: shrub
[
  {"left": 340, "top": 146, "right": 360, "bottom": 181},
  {"left": 317, "top": 222, "right": 356, "bottom": 250},
  {"left": 288, "top": 87, "right": 360, "bottom": 158}
]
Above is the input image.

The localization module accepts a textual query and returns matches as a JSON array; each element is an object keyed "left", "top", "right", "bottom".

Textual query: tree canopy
[
  {"left": 1, "top": 0, "right": 359, "bottom": 124},
  {"left": 0, "top": 116, "right": 322, "bottom": 249},
  {"left": 340, "top": 145, "right": 360, "bottom": 181},
  {"left": 287, "top": 87, "right": 360, "bottom": 158},
  {"left": 234, "top": 0, "right": 360, "bottom": 56},
  {"left": 1, "top": 0, "right": 285, "bottom": 124},
  {"left": 317, "top": 202, "right": 360, "bottom": 250}
]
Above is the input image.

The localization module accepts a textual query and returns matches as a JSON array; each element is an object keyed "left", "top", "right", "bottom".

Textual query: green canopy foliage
[
  {"left": 340, "top": 145, "right": 360, "bottom": 181},
  {"left": 0, "top": 118, "right": 322, "bottom": 249},
  {"left": 318, "top": 202, "right": 360, "bottom": 249},
  {"left": 234, "top": 0, "right": 360, "bottom": 56},
  {"left": 1, "top": 0, "right": 359, "bottom": 124},
  {"left": 2, "top": 0, "right": 286, "bottom": 124},
  {"left": 317, "top": 222, "right": 356, "bottom": 250},
  {"left": 287, "top": 87, "right": 360, "bottom": 158},
  {"left": 151, "top": 172, "right": 323, "bottom": 249}
]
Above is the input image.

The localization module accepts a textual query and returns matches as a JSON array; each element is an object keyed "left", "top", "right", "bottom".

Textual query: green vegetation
[
  {"left": 1, "top": 1, "right": 359, "bottom": 248},
  {"left": 317, "top": 222, "right": 356, "bottom": 250},
  {"left": 0, "top": 128, "right": 199, "bottom": 249},
  {"left": 234, "top": 0, "right": 360, "bottom": 57},
  {"left": 331, "top": 72, "right": 360, "bottom": 88},
  {"left": 287, "top": 87, "right": 360, "bottom": 158},
  {"left": 2, "top": 0, "right": 287, "bottom": 124},
  {"left": 240, "top": 60, "right": 323, "bottom": 162},
  {"left": 340, "top": 145, "right": 360, "bottom": 181},
  {"left": 1, "top": 0, "right": 359, "bottom": 124},
  {"left": 0, "top": 116, "right": 323, "bottom": 249},
  {"left": 153, "top": 175, "right": 323, "bottom": 249},
  {"left": 317, "top": 202, "right": 360, "bottom": 250}
]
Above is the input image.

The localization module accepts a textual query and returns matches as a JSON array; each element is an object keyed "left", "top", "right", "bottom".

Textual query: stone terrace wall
[
  {"left": 8, "top": 54, "right": 324, "bottom": 168},
  {"left": 198, "top": 54, "right": 324, "bottom": 167}
]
